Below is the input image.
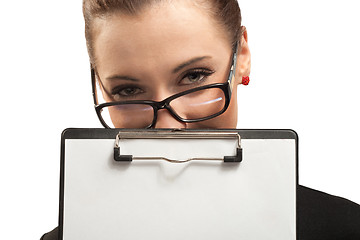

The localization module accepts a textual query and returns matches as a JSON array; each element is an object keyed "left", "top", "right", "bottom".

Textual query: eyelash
[
  {"left": 111, "top": 84, "right": 144, "bottom": 100},
  {"left": 110, "top": 68, "right": 215, "bottom": 100},
  {"left": 179, "top": 68, "right": 215, "bottom": 86}
]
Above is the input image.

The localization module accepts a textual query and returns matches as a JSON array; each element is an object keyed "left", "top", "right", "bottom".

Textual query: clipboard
[{"left": 59, "top": 129, "right": 298, "bottom": 240}]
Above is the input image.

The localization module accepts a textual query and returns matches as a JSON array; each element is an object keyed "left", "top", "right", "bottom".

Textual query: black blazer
[{"left": 41, "top": 185, "right": 360, "bottom": 240}]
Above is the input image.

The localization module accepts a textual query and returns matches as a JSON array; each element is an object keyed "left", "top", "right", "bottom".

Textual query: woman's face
[{"left": 93, "top": 1, "right": 250, "bottom": 129}]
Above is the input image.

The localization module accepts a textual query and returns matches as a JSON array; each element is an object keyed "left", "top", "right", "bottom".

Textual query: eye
[
  {"left": 111, "top": 85, "right": 144, "bottom": 100},
  {"left": 179, "top": 69, "right": 214, "bottom": 86}
]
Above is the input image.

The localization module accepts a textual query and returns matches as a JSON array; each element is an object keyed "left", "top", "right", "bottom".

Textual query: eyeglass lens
[{"left": 99, "top": 87, "right": 226, "bottom": 128}]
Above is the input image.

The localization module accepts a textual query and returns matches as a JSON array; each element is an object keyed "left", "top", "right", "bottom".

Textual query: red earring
[{"left": 242, "top": 76, "right": 250, "bottom": 85}]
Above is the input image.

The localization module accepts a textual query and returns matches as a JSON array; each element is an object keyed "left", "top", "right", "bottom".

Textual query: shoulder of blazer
[{"left": 297, "top": 185, "right": 360, "bottom": 239}]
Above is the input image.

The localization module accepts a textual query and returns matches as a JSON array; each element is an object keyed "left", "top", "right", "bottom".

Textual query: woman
[{"left": 41, "top": 0, "right": 360, "bottom": 239}]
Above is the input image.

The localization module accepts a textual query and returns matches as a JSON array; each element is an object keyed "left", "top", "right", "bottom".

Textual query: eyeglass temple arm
[
  {"left": 91, "top": 67, "right": 99, "bottom": 106},
  {"left": 227, "top": 42, "right": 239, "bottom": 99}
]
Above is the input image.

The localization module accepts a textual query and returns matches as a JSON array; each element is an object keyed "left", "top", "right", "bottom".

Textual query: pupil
[
  {"left": 124, "top": 88, "right": 136, "bottom": 95},
  {"left": 188, "top": 73, "right": 199, "bottom": 82}
]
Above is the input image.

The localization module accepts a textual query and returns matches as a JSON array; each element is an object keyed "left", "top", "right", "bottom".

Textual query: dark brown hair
[{"left": 83, "top": 0, "right": 242, "bottom": 65}]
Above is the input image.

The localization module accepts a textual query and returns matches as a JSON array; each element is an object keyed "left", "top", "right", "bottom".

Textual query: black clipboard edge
[
  {"left": 61, "top": 128, "right": 298, "bottom": 140},
  {"left": 58, "top": 128, "right": 299, "bottom": 240}
]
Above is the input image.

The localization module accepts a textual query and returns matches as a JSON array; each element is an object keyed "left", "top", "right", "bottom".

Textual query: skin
[{"left": 93, "top": 0, "right": 251, "bottom": 128}]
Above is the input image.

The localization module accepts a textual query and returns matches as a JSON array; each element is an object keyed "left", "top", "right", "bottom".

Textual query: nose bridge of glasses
[
  {"left": 153, "top": 99, "right": 181, "bottom": 125},
  {"left": 153, "top": 98, "right": 169, "bottom": 110}
]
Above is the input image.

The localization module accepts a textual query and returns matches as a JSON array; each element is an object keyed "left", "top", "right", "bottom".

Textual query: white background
[{"left": 0, "top": 0, "right": 359, "bottom": 239}]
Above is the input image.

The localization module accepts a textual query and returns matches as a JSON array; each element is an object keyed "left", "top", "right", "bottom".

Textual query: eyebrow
[
  {"left": 173, "top": 56, "right": 211, "bottom": 73},
  {"left": 106, "top": 75, "right": 139, "bottom": 82},
  {"left": 105, "top": 56, "right": 212, "bottom": 81}
]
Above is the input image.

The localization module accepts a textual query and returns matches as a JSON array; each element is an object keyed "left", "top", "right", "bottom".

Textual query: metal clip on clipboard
[{"left": 114, "top": 130, "right": 242, "bottom": 163}]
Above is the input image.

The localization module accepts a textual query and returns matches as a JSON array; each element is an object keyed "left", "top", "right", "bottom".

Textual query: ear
[{"left": 235, "top": 26, "right": 251, "bottom": 84}]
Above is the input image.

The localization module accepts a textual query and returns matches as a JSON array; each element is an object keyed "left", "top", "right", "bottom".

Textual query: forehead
[{"left": 93, "top": 1, "right": 232, "bottom": 73}]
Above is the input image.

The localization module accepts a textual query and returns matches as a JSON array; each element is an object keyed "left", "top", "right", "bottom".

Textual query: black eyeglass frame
[{"left": 91, "top": 43, "right": 238, "bottom": 129}]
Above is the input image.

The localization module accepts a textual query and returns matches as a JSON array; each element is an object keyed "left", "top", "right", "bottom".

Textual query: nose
[{"left": 154, "top": 109, "right": 186, "bottom": 129}]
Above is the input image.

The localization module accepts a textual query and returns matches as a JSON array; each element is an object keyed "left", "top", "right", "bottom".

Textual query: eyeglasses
[{"left": 91, "top": 44, "right": 238, "bottom": 129}]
